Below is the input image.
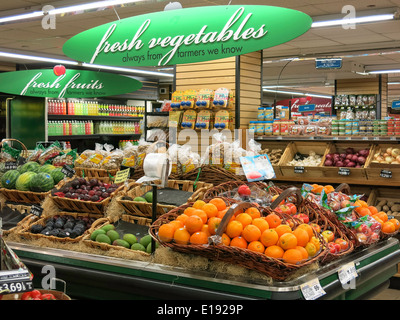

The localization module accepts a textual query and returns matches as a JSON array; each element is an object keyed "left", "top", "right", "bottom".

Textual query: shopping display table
[{"left": 8, "top": 238, "right": 400, "bottom": 300}]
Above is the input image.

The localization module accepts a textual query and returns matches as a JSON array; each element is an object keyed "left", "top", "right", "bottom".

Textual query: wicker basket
[
  {"left": 1, "top": 289, "right": 71, "bottom": 300},
  {"left": 74, "top": 167, "right": 118, "bottom": 182},
  {"left": 150, "top": 198, "right": 328, "bottom": 281},
  {"left": 116, "top": 180, "right": 213, "bottom": 219},
  {"left": 82, "top": 215, "right": 150, "bottom": 256},
  {"left": 49, "top": 177, "right": 124, "bottom": 214},
  {"left": 0, "top": 188, "right": 50, "bottom": 204},
  {"left": 2, "top": 213, "right": 40, "bottom": 237},
  {"left": 20, "top": 212, "right": 104, "bottom": 243},
  {"left": 179, "top": 165, "right": 246, "bottom": 185},
  {"left": 0, "top": 138, "right": 29, "bottom": 160}
]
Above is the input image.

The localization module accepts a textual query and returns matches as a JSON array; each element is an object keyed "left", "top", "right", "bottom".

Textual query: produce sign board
[
  {"left": 0, "top": 69, "right": 142, "bottom": 98},
  {"left": 63, "top": 5, "right": 312, "bottom": 67}
]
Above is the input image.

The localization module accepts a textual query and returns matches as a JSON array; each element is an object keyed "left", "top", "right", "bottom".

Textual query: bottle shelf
[
  {"left": 48, "top": 133, "right": 142, "bottom": 140},
  {"left": 48, "top": 115, "right": 143, "bottom": 121}
]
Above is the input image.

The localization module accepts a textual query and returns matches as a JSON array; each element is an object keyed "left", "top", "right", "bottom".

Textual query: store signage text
[
  {"left": 0, "top": 69, "right": 142, "bottom": 98},
  {"left": 63, "top": 5, "right": 312, "bottom": 67}
]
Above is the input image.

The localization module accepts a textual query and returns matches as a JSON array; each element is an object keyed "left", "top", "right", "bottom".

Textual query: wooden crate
[
  {"left": 365, "top": 143, "right": 400, "bottom": 186},
  {"left": 321, "top": 142, "right": 374, "bottom": 180},
  {"left": 367, "top": 187, "right": 400, "bottom": 218},
  {"left": 278, "top": 141, "right": 329, "bottom": 179}
]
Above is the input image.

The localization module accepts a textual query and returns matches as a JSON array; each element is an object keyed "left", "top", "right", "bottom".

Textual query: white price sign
[
  {"left": 338, "top": 262, "right": 358, "bottom": 285},
  {"left": 300, "top": 278, "right": 326, "bottom": 300}
]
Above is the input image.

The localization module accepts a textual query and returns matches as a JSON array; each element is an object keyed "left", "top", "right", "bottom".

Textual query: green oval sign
[
  {"left": 0, "top": 69, "right": 142, "bottom": 98},
  {"left": 63, "top": 5, "right": 312, "bottom": 67}
]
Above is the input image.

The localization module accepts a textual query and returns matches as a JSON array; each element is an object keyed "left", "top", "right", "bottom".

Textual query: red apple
[
  {"left": 293, "top": 213, "right": 309, "bottom": 224},
  {"left": 286, "top": 203, "right": 297, "bottom": 215},
  {"left": 335, "top": 238, "right": 349, "bottom": 251},
  {"left": 310, "top": 223, "right": 321, "bottom": 233},
  {"left": 53, "top": 64, "right": 66, "bottom": 76},
  {"left": 328, "top": 242, "right": 340, "bottom": 253},
  {"left": 356, "top": 233, "right": 368, "bottom": 243},
  {"left": 322, "top": 230, "right": 334, "bottom": 242},
  {"left": 370, "top": 233, "right": 380, "bottom": 242},
  {"left": 238, "top": 185, "right": 251, "bottom": 197},
  {"left": 356, "top": 224, "right": 372, "bottom": 237}
]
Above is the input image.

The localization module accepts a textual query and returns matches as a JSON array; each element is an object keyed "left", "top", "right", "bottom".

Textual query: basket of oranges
[{"left": 150, "top": 188, "right": 329, "bottom": 281}]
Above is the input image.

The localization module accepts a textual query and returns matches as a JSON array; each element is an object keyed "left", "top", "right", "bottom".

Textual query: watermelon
[
  {"left": 30, "top": 172, "right": 55, "bottom": 192},
  {"left": 50, "top": 167, "right": 65, "bottom": 184},
  {"left": 19, "top": 161, "right": 40, "bottom": 174},
  {"left": 16, "top": 172, "right": 37, "bottom": 191},
  {"left": 1, "top": 170, "right": 20, "bottom": 189},
  {"left": 39, "top": 164, "right": 56, "bottom": 174}
]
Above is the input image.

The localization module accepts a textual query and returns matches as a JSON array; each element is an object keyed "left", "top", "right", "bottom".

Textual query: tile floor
[{"left": 370, "top": 288, "right": 400, "bottom": 300}]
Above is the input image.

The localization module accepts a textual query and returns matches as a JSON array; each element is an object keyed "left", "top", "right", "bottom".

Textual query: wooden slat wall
[
  {"left": 239, "top": 51, "right": 262, "bottom": 127},
  {"left": 381, "top": 74, "right": 389, "bottom": 118}
]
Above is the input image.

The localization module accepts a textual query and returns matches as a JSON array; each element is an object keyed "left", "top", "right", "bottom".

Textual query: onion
[
  {"left": 383, "top": 153, "right": 389, "bottom": 158},
  {"left": 340, "top": 153, "right": 347, "bottom": 159},
  {"left": 324, "top": 159, "right": 333, "bottom": 166},
  {"left": 359, "top": 149, "right": 370, "bottom": 157},
  {"left": 346, "top": 147, "right": 355, "bottom": 154},
  {"left": 374, "top": 152, "right": 380, "bottom": 159},
  {"left": 357, "top": 156, "right": 366, "bottom": 165},
  {"left": 336, "top": 161, "right": 344, "bottom": 167},
  {"left": 356, "top": 165, "right": 361, "bottom": 168},
  {"left": 344, "top": 159, "right": 350, "bottom": 165},
  {"left": 385, "top": 156, "right": 394, "bottom": 163},
  {"left": 325, "top": 154, "right": 333, "bottom": 160},
  {"left": 392, "top": 148, "right": 400, "bottom": 157},
  {"left": 386, "top": 148, "right": 393, "bottom": 155},
  {"left": 396, "top": 155, "right": 400, "bottom": 162},
  {"left": 377, "top": 155, "right": 384, "bottom": 162},
  {"left": 351, "top": 155, "right": 359, "bottom": 162},
  {"left": 392, "top": 161, "right": 400, "bottom": 165},
  {"left": 346, "top": 154, "right": 353, "bottom": 160},
  {"left": 347, "top": 161, "right": 356, "bottom": 167}
]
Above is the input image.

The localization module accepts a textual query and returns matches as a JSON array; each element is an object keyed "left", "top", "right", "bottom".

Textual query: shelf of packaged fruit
[
  {"left": 48, "top": 134, "right": 142, "bottom": 140},
  {"left": 48, "top": 115, "right": 143, "bottom": 121},
  {"left": 255, "top": 136, "right": 400, "bottom": 142},
  {"left": 271, "top": 176, "right": 400, "bottom": 187},
  {"left": 146, "top": 112, "right": 170, "bottom": 116}
]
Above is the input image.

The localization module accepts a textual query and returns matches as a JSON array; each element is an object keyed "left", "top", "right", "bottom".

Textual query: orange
[
  {"left": 293, "top": 227, "right": 310, "bottom": 247},
  {"left": 275, "top": 224, "right": 292, "bottom": 238},
  {"left": 230, "top": 236, "right": 248, "bottom": 249},
  {"left": 305, "top": 242, "right": 317, "bottom": 257},
  {"left": 283, "top": 248, "right": 304, "bottom": 264},
  {"left": 217, "top": 208, "right": 229, "bottom": 219},
  {"left": 271, "top": 194, "right": 284, "bottom": 205},
  {"left": 225, "top": 220, "right": 244, "bottom": 239},
  {"left": 372, "top": 215, "right": 384, "bottom": 226},
  {"left": 264, "top": 245, "right": 284, "bottom": 259},
  {"left": 297, "top": 223, "right": 314, "bottom": 239},
  {"left": 296, "top": 246, "right": 309, "bottom": 260},
  {"left": 354, "top": 200, "right": 368, "bottom": 208},
  {"left": 252, "top": 218, "right": 269, "bottom": 234},
  {"left": 382, "top": 221, "right": 396, "bottom": 234},
  {"left": 221, "top": 233, "right": 231, "bottom": 246},
  {"left": 202, "top": 203, "right": 219, "bottom": 219},
  {"left": 158, "top": 223, "right": 176, "bottom": 242},
  {"left": 185, "top": 215, "right": 204, "bottom": 234},
  {"left": 201, "top": 224, "right": 211, "bottom": 237},
  {"left": 173, "top": 227, "right": 191, "bottom": 245},
  {"left": 242, "top": 224, "right": 262, "bottom": 242},
  {"left": 247, "top": 241, "right": 265, "bottom": 253},
  {"left": 313, "top": 185, "right": 324, "bottom": 194},
  {"left": 278, "top": 233, "right": 298, "bottom": 250},
  {"left": 323, "top": 185, "right": 335, "bottom": 194},
  {"left": 209, "top": 198, "right": 226, "bottom": 211},
  {"left": 196, "top": 210, "right": 208, "bottom": 224},
  {"left": 233, "top": 208, "right": 244, "bottom": 217},
  {"left": 389, "top": 218, "right": 400, "bottom": 231},
  {"left": 260, "top": 229, "right": 279, "bottom": 247},
  {"left": 235, "top": 213, "right": 252, "bottom": 228},
  {"left": 207, "top": 217, "right": 222, "bottom": 235},
  {"left": 245, "top": 207, "right": 261, "bottom": 219},
  {"left": 357, "top": 207, "right": 371, "bottom": 217},
  {"left": 183, "top": 207, "right": 196, "bottom": 216},
  {"left": 176, "top": 214, "right": 188, "bottom": 225},
  {"left": 376, "top": 211, "right": 388, "bottom": 223},
  {"left": 368, "top": 206, "right": 378, "bottom": 215},
  {"left": 190, "top": 231, "right": 209, "bottom": 245},
  {"left": 169, "top": 220, "right": 184, "bottom": 231},
  {"left": 192, "top": 200, "right": 206, "bottom": 209},
  {"left": 265, "top": 213, "right": 282, "bottom": 228}
]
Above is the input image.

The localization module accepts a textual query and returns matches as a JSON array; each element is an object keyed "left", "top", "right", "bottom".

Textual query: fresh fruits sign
[
  {"left": 62, "top": 5, "right": 312, "bottom": 67},
  {"left": 0, "top": 69, "right": 142, "bottom": 98}
]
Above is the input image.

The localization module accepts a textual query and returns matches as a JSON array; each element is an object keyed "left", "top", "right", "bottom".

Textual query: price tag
[
  {"left": 300, "top": 278, "right": 326, "bottom": 300},
  {"left": 0, "top": 280, "right": 33, "bottom": 294},
  {"left": 17, "top": 157, "right": 26, "bottom": 166},
  {"left": 30, "top": 204, "right": 44, "bottom": 217},
  {"left": 4, "top": 162, "right": 17, "bottom": 170},
  {"left": 362, "top": 137, "right": 369, "bottom": 141},
  {"left": 338, "top": 168, "right": 350, "bottom": 176},
  {"left": 380, "top": 170, "right": 392, "bottom": 179},
  {"left": 390, "top": 137, "right": 397, "bottom": 141},
  {"left": 338, "top": 262, "right": 358, "bottom": 285},
  {"left": 373, "top": 137, "right": 380, "bottom": 141},
  {"left": 61, "top": 165, "right": 75, "bottom": 178},
  {"left": 114, "top": 168, "right": 130, "bottom": 184},
  {"left": 294, "top": 166, "right": 305, "bottom": 174}
]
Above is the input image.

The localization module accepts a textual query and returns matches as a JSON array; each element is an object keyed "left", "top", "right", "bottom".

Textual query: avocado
[
  {"left": 96, "top": 234, "right": 111, "bottom": 244},
  {"left": 123, "top": 233, "right": 137, "bottom": 246},
  {"left": 140, "top": 234, "right": 152, "bottom": 248},
  {"left": 107, "top": 230, "right": 120, "bottom": 242},
  {"left": 146, "top": 241, "right": 160, "bottom": 253},
  {"left": 90, "top": 229, "right": 106, "bottom": 241},
  {"left": 101, "top": 224, "right": 115, "bottom": 232},
  {"left": 113, "top": 239, "right": 130, "bottom": 249},
  {"left": 134, "top": 196, "right": 147, "bottom": 202},
  {"left": 131, "top": 243, "right": 146, "bottom": 252},
  {"left": 144, "top": 191, "right": 153, "bottom": 203}
]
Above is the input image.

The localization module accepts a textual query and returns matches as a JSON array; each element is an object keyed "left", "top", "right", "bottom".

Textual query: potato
[
  {"left": 377, "top": 200, "right": 387, "bottom": 207},
  {"left": 391, "top": 204, "right": 400, "bottom": 212},
  {"left": 383, "top": 205, "right": 390, "bottom": 212},
  {"left": 376, "top": 205, "right": 382, "bottom": 213},
  {"left": 387, "top": 201, "right": 395, "bottom": 207}
]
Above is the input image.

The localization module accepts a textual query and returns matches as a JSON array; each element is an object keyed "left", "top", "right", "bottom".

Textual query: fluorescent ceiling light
[
  {"left": 82, "top": 62, "right": 174, "bottom": 77},
  {"left": 0, "top": 0, "right": 142, "bottom": 24},
  {"left": 306, "top": 93, "right": 332, "bottom": 99},
  {"left": 263, "top": 88, "right": 332, "bottom": 99},
  {"left": 0, "top": 51, "right": 79, "bottom": 66},
  {"left": 312, "top": 13, "right": 394, "bottom": 28},
  {"left": 389, "top": 82, "right": 400, "bottom": 85},
  {"left": 368, "top": 69, "right": 400, "bottom": 74}
]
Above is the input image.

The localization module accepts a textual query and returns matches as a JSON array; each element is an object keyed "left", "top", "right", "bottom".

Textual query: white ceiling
[{"left": 0, "top": 0, "right": 399, "bottom": 100}]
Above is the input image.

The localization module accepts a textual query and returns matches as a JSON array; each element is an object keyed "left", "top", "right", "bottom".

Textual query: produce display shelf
[
  {"left": 48, "top": 134, "right": 142, "bottom": 140},
  {"left": 9, "top": 238, "right": 400, "bottom": 300},
  {"left": 255, "top": 136, "right": 400, "bottom": 142},
  {"left": 146, "top": 112, "right": 170, "bottom": 116},
  {"left": 271, "top": 176, "right": 400, "bottom": 187},
  {"left": 48, "top": 115, "right": 143, "bottom": 121}
]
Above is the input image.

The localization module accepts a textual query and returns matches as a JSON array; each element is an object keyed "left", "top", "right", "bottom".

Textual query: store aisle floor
[{"left": 370, "top": 288, "right": 400, "bottom": 300}]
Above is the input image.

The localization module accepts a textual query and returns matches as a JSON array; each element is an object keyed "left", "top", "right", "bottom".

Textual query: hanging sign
[
  {"left": 392, "top": 100, "right": 400, "bottom": 109},
  {"left": 315, "top": 58, "right": 342, "bottom": 69},
  {"left": 62, "top": 5, "right": 312, "bottom": 67},
  {"left": 0, "top": 69, "right": 142, "bottom": 98}
]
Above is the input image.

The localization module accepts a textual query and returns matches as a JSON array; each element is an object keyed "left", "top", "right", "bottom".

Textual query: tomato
[
  {"left": 40, "top": 293, "right": 56, "bottom": 300},
  {"left": 21, "top": 289, "right": 42, "bottom": 300}
]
